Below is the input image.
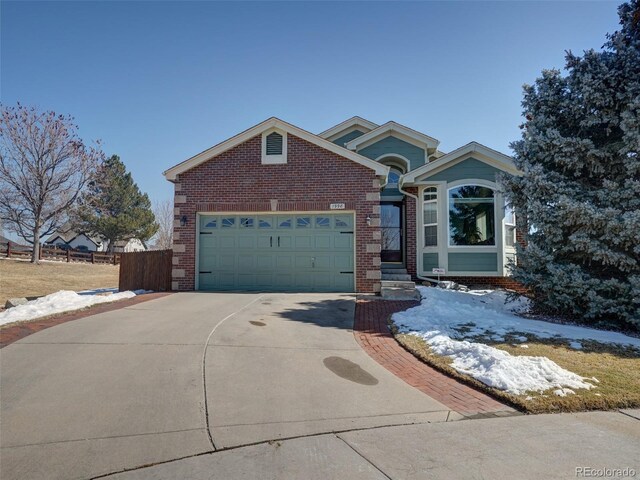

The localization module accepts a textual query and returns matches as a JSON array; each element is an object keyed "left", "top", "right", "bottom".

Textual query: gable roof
[
  {"left": 163, "top": 117, "right": 389, "bottom": 181},
  {"left": 317, "top": 116, "right": 379, "bottom": 141},
  {"left": 345, "top": 121, "right": 440, "bottom": 152},
  {"left": 401, "top": 141, "right": 520, "bottom": 184},
  {"left": 45, "top": 224, "right": 104, "bottom": 246}
]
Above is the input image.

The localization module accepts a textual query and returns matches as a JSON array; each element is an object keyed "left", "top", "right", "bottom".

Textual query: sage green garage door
[{"left": 197, "top": 213, "right": 355, "bottom": 292}]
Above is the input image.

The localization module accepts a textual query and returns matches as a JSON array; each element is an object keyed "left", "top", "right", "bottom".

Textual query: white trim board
[
  {"left": 164, "top": 117, "right": 390, "bottom": 181},
  {"left": 318, "top": 116, "right": 379, "bottom": 141},
  {"left": 345, "top": 121, "right": 440, "bottom": 152},
  {"left": 402, "top": 142, "right": 520, "bottom": 183}
]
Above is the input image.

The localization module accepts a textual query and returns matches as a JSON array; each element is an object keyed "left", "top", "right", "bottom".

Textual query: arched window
[
  {"left": 387, "top": 168, "right": 402, "bottom": 188},
  {"left": 448, "top": 185, "right": 495, "bottom": 246}
]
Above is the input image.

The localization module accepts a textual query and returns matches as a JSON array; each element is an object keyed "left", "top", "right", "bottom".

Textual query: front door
[{"left": 380, "top": 202, "right": 403, "bottom": 263}]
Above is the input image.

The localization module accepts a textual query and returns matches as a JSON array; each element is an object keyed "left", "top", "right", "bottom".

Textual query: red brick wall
[
  {"left": 421, "top": 276, "right": 527, "bottom": 293},
  {"left": 171, "top": 134, "right": 382, "bottom": 292}
]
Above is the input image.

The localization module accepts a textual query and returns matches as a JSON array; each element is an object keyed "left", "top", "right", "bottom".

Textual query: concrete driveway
[{"left": 0, "top": 292, "right": 453, "bottom": 480}]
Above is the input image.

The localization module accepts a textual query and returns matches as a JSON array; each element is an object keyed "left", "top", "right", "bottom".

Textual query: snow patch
[
  {"left": 76, "top": 287, "right": 119, "bottom": 296},
  {"left": 391, "top": 287, "right": 640, "bottom": 395},
  {"left": 405, "top": 287, "right": 640, "bottom": 349},
  {"left": 0, "top": 290, "right": 142, "bottom": 326},
  {"left": 404, "top": 328, "right": 596, "bottom": 395},
  {"left": 553, "top": 388, "right": 576, "bottom": 397}
]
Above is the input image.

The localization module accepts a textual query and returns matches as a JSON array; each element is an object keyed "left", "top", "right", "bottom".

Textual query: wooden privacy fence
[
  {"left": 1, "top": 243, "right": 120, "bottom": 265},
  {"left": 119, "top": 249, "right": 173, "bottom": 292}
]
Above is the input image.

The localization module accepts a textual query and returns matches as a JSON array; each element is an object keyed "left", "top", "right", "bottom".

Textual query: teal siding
[
  {"left": 448, "top": 252, "right": 498, "bottom": 272},
  {"left": 358, "top": 136, "right": 426, "bottom": 171},
  {"left": 332, "top": 129, "right": 365, "bottom": 147},
  {"left": 423, "top": 253, "right": 440, "bottom": 271},
  {"left": 426, "top": 158, "right": 500, "bottom": 183}
]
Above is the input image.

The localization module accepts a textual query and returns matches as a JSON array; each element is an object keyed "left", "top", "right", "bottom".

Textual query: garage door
[{"left": 197, "top": 213, "right": 355, "bottom": 292}]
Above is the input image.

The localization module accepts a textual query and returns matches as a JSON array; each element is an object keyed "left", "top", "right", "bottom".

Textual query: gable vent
[{"left": 266, "top": 132, "right": 283, "bottom": 155}]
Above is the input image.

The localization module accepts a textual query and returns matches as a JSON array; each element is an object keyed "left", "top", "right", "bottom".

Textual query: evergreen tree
[
  {"left": 75, "top": 155, "right": 158, "bottom": 252},
  {"left": 502, "top": 1, "right": 640, "bottom": 328}
]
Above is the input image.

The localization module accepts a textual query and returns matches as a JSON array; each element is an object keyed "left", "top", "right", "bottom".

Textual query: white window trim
[
  {"left": 261, "top": 128, "right": 287, "bottom": 164},
  {"left": 446, "top": 180, "right": 498, "bottom": 250},
  {"left": 504, "top": 204, "right": 516, "bottom": 250},
  {"left": 423, "top": 187, "right": 438, "bottom": 247}
]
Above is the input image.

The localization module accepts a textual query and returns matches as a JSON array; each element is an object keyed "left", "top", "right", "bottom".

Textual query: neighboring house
[
  {"left": 45, "top": 228, "right": 106, "bottom": 252},
  {"left": 0, "top": 235, "right": 28, "bottom": 251},
  {"left": 111, "top": 238, "right": 146, "bottom": 253},
  {"left": 45, "top": 228, "right": 147, "bottom": 253},
  {"left": 163, "top": 116, "right": 521, "bottom": 293}
]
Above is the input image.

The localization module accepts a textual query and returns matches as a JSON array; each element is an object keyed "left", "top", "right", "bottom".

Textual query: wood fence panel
[
  {"left": 119, "top": 250, "right": 173, "bottom": 292},
  {"left": 1, "top": 244, "right": 120, "bottom": 264}
]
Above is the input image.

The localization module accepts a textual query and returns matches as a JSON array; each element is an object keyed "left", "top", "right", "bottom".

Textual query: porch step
[
  {"left": 381, "top": 268, "right": 408, "bottom": 275},
  {"left": 381, "top": 273, "right": 412, "bottom": 281},
  {"left": 381, "top": 280, "right": 416, "bottom": 289},
  {"left": 380, "top": 286, "right": 421, "bottom": 301}
]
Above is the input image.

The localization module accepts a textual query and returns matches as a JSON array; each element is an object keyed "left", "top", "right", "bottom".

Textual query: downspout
[{"left": 398, "top": 177, "right": 441, "bottom": 286}]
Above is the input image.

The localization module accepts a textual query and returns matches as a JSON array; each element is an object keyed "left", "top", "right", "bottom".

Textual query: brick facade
[
  {"left": 403, "top": 187, "right": 419, "bottom": 280},
  {"left": 171, "top": 134, "right": 382, "bottom": 292},
  {"left": 420, "top": 276, "right": 527, "bottom": 293}
]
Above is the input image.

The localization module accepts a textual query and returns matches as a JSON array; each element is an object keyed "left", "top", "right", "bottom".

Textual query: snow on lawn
[
  {"left": 392, "top": 287, "right": 640, "bottom": 396},
  {"left": 0, "top": 290, "right": 144, "bottom": 326}
]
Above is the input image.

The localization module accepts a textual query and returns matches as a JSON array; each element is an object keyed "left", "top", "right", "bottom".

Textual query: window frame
[
  {"left": 504, "top": 204, "right": 516, "bottom": 249},
  {"left": 261, "top": 128, "right": 287, "bottom": 164},
  {"left": 423, "top": 186, "right": 438, "bottom": 247},
  {"left": 386, "top": 168, "right": 403, "bottom": 189},
  {"left": 447, "top": 183, "right": 497, "bottom": 248}
]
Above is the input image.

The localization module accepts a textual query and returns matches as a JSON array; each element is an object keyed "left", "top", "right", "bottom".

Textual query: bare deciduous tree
[
  {"left": 0, "top": 104, "right": 103, "bottom": 263},
  {"left": 150, "top": 199, "right": 173, "bottom": 250}
]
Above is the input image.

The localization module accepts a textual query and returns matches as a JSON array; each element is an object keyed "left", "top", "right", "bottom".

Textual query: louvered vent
[{"left": 266, "top": 132, "right": 283, "bottom": 155}]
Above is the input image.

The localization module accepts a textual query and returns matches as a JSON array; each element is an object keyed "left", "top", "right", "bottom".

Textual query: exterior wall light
[
  {"left": 180, "top": 215, "right": 188, "bottom": 227},
  {"left": 366, "top": 215, "right": 372, "bottom": 226}
]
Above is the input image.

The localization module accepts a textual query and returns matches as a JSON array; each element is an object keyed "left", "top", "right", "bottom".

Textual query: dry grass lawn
[
  {"left": 0, "top": 259, "right": 119, "bottom": 307},
  {"left": 393, "top": 324, "right": 640, "bottom": 414}
]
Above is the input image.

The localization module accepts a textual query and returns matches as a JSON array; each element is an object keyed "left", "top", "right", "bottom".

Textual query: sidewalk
[{"left": 103, "top": 410, "right": 640, "bottom": 479}]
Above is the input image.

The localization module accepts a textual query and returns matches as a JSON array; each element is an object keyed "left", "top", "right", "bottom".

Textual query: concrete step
[
  {"left": 381, "top": 268, "right": 408, "bottom": 275},
  {"left": 380, "top": 287, "right": 421, "bottom": 301},
  {"left": 381, "top": 273, "right": 412, "bottom": 282},
  {"left": 381, "top": 280, "right": 416, "bottom": 289}
]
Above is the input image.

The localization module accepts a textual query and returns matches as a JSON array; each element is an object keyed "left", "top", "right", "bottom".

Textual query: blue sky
[{"left": 1, "top": 1, "right": 621, "bottom": 207}]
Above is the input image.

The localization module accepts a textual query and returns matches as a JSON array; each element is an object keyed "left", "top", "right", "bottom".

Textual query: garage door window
[
  {"left": 278, "top": 217, "right": 292, "bottom": 228},
  {"left": 258, "top": 218, "right": 272, "bottom": 228},
  {"left": 335, "top": 216, "right": 351, "bottom": 228},
  {"left": 240, "top": 217, "right": 254, "bottom": 228},
  {"left": 204, "top": 219, "right": 217, "bottom": 228},
  {"left": 296, "top": 217, "right": 311, "bottom": 228},
  {"left": 316, "top": 216, "right": 330, "bottom": 228},
  {"left": 222, "top": 217, "right": 235, "bottom": 228}
]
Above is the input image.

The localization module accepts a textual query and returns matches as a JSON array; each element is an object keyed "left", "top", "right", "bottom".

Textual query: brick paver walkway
[
  {"left": 0, "top": 292, "right": 172, "bottom": 348},
  {"left": 354, "top": 298, "right": 518, "bottom": 418}
]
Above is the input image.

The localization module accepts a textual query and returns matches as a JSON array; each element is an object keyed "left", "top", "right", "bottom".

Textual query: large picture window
[{"left": 448, "top": 185, "right": 495, "bottom": 246}]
